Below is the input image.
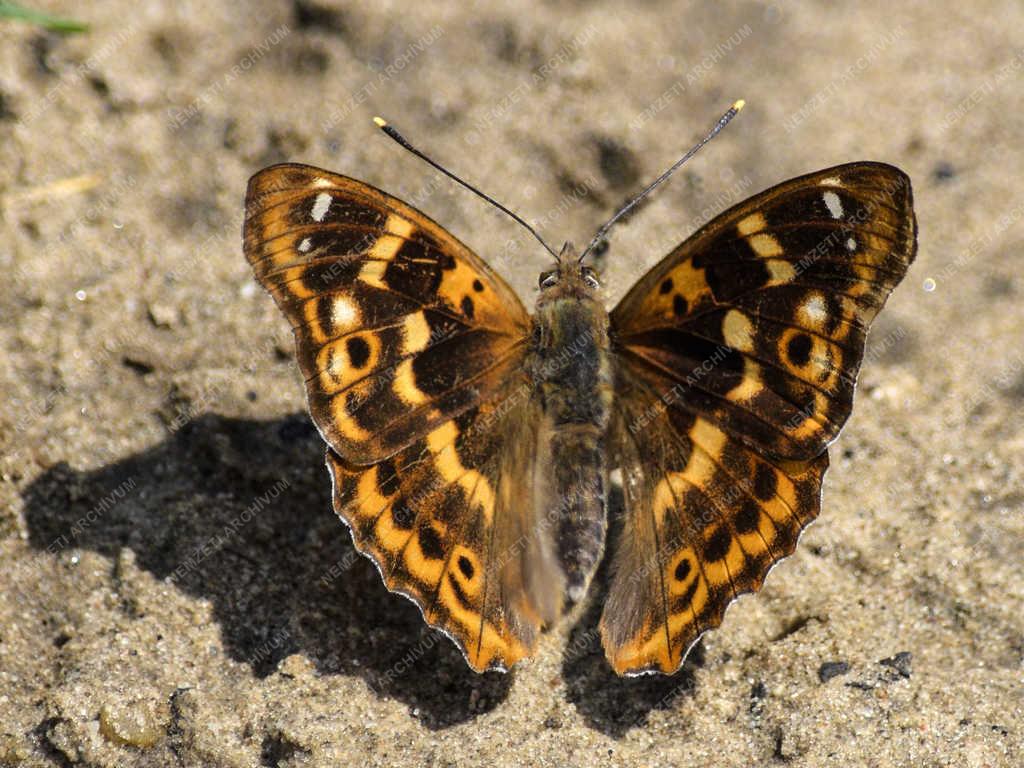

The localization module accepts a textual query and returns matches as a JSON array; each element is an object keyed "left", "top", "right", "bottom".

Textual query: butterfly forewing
[
  {"left": 243, "top": 163, "right": 531, "bottom": 464},
  {"left": 602, "top": 162, "right": 916, "bottom": 674}
]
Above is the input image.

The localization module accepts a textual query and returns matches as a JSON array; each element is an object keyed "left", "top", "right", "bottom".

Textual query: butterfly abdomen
[{"left": 533, "top": 295, "right": 613, "bottom": 603}]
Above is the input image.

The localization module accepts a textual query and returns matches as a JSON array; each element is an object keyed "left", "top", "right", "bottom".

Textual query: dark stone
[
  {"left": 293, "top": 0, "right": 348, "bottom": 35},
  {"left": 818, "top": 660, "right": 850, "bottom": 682},
  {"left": 879, "top": 651, "right": 912, "bottom": 678},
  {"left": 594, "top": 137, "right": 640, "bottom": 190},
  {"left": 932, "top": 161, "right": 956, "bottom": 182}
]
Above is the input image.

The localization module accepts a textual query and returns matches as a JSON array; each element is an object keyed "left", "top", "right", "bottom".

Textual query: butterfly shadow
[
  {"left": 559, "top": 486, "right": 705, "bottom": 738},
  {"left": 20, "top": 412, "right": 511, "bottom": 730}
]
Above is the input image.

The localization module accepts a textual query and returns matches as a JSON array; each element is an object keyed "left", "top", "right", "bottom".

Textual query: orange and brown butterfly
[{"left": 242, "top": 102, "right": 916, "bottom": 676}]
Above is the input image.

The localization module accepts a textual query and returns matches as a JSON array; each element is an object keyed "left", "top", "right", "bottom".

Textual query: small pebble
[
  {"left": 98, "top": 700, "right": 164, "bottom": 748},
  {"left": 879, "top": 651, "right": 913, "bottom": 678},
  {"left": 148, "top": 302, "right": 178, "bottom": 328},
  {"left": 818, "top": 661, "right": 851, "bottom": 683}
]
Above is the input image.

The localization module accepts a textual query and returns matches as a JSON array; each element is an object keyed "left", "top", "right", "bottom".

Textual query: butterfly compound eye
[{"left": 539, "top": 271, "right": 558, "bottom": 289}]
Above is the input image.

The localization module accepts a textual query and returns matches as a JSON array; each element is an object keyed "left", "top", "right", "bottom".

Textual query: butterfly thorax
[
  {"left": 530, "top": 246, "right": 613, "bottom": 603},
  {"left": 532, "top": 262, "right": 612, "bottom": 430}
]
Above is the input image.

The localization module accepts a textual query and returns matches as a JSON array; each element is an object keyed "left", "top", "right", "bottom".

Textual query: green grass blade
[{"left": 0, "top": 2, "right": 88, "bottom": 33}]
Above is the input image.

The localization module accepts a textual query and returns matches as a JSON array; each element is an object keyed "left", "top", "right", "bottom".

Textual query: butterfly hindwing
[
  {"left": 326, "top": 383, "right": 563, "bottom": 671},
  {"left": 602, "top": 363, "right": 828, "bottom": 675},
  {"left": 243, "top": 163, "right": 531, "bottom": 464},
  {"left": 602, "top": 162, "right": 916, "bottom": 674}
]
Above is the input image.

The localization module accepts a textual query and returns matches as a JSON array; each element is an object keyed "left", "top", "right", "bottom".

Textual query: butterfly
[{"left": 242, "top": 109, "right": 916, "bottom": 676}]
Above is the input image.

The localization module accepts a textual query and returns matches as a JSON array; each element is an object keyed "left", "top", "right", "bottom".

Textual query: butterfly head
[{"left": 537, "top": 242, "right": 600, "bottom": 302}]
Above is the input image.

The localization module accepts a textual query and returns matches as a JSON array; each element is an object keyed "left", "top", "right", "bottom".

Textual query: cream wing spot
[
  {"left": 682, "top": 419, "right": 728, "bottom": 487},
  {"left": 737, "top": 212, "right": 767, "bottom": 236},
  {"left": 667, "top": 261, "right": 710, "bottom": 305},
  {"left": 798, "top": 293, "right": 828, "bottom": 327},
  {"left": 325, "top": 345, "right": 346, "bottom": 385},
  {"left": 727, "top": 358, "right": 762, "bottom": 402},
  {"left": 820, "top": 176, "right": 842, "bottom": 187},
  {"left": 401, "top": 312, "right": 432, "bottom": 355},
  {"left": 766, "top": 259, "right": 796, "bottom": 283},
  {"left": 311, "top": 192, "right": 332, "bottom": 222},
  {"left": 358, "top": 260, "right": 388, "bottom": 289},
  {"left": 331, "top": 296, "right": 360, "bottom": 334},
  {"left": 385, "top": 213, "right": 416, "bottom": 239},
  {"left": 747, "top": 233, "right": 784, "bottom": 258},
  {"left": 846, "top": 237, "right": 857, "bottom": 252},
  {"left": 367, "top": 213, "right": 417, "bottom": 261},
  {"left": 823, "top": 190, "right": 844, "bottom": 219},
  {"left": 722, "top": 309, "right": 755, "bottom": 353},
  {"left": 298, "top": 237, "right": 312, "bottom": 253}
]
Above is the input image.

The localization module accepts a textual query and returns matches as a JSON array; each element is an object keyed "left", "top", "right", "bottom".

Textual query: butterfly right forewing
[{"left": 611, "top": 163, "right": 916, "bottom": 461}]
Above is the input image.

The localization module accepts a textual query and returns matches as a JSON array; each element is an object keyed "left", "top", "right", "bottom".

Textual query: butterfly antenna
[
  {"left": 578, "top": 99, "right": 746, "bottom": 263},
  {"left": 373, "top": 117, "right": 560, "bottom": 261}
]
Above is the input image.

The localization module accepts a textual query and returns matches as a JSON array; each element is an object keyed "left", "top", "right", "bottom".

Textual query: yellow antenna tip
[
  {"left": 733, "top": 99, "right": 746, "bottom": 112},
  {"left": 372, "top": 116, "right": 388, "bottom": 127}
]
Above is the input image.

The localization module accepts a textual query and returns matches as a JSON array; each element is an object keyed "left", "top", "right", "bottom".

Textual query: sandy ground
[{"left": 1, "top": 1, "right": 1022, "bottom": 766}]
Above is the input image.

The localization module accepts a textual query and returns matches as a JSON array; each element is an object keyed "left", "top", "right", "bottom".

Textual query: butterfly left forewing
[
  {"left": 243, "top": 163, "right": 531, "bottom": 464},
  {"left": 602, "top": 162, "right": 916, "bottom": 674}
]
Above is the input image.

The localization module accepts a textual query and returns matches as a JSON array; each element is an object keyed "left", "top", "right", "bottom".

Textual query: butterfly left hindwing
[{"left": 601, "top": 163, "right": 916, "bottom": 674}]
